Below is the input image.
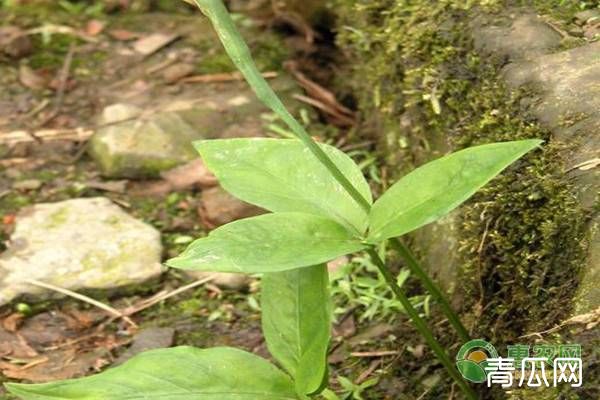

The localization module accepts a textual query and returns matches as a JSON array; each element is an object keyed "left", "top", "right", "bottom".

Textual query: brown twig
[
  {"left": 285, "top": 61, "right": 356, "bottom": 127},
  {"left": 36, "top": 43, "right": 76, "bottom": 128},
  {"left": 356, "top": 359, "right": 381, "bottom": 385},
  {"left": 24, "top": 279, "right": 137, "bottom": 328},
  {"left": 119, "top": 275, "right": 216, "bottom": 317},
  {"left": 350, "top": 350, "right": 401, "bottom": 358},
  {"left": 0, "top": 128, "right": 94, "bottom": 145},
  {"left": 519, "top": 307, "right": 600, "bottom": 339}
]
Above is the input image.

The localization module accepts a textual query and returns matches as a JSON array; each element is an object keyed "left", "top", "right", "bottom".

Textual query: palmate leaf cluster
[{"left": 6, "top": 137, "right": 541, "bottom": 399}]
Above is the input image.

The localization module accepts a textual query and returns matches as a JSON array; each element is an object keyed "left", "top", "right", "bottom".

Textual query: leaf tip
[
  {"left": 527, "top": 138, "right": 544, "bottom": 147},
  {"left": 164, "top": 256, "right": 186, "bottom": 270}
]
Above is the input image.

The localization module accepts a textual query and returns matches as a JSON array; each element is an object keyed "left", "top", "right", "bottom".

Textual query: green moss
[
  {"left": 334, "top": 4, "right": 591, "bottom": 394},
  {"left": 333, "top": 3, "right": 596, "bottom": 398},
  {"left": 530, "top": 0, "right": 599, "bottom": 19},
  {"left": 43, "top": 206, "right": 69, "bottom": 229},
  {"left": 0, "top": 193, "right": 32, "bottom": 212}
]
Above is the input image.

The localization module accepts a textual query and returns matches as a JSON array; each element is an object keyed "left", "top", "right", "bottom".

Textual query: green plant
[
  {"left": 5, "top": 1, "right": 541, "bottom": 399},
  {"left": 331, "top": 253, "right": 429, "bottom": 322},
  {"left": 322, "top": 376, "right": 380, "bottom": 400},
  {"left": 57, "top": 0, "right": 104, "bottom": 16}
]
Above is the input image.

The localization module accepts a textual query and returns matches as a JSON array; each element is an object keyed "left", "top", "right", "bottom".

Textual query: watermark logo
[
  {"left": 457, "top": 340, "right": 583, "bottom": 389},
  {"left": 456, "top": 339, "right": 499, "bottom": 383}
]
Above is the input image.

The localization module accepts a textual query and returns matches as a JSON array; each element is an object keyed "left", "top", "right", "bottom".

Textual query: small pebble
[
  {"left": 12, "top": 179, "right": 42, "bottom": 191},
  {"left": 162, "top": 63, "right": 195, "bottom": 84}
]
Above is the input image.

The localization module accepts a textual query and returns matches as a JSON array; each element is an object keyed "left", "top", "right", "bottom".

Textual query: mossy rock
[
  {"left": 333, "top": 0, "right": 591, "bottom": 343},
  {"left": 88, "top": 104, "right": 208, "bottom": 178},
  {"left": 0, "top": 197, "right": 163, "bottom": 305},
  {"left": 88, "top": 74, "right": 312, "bottom": 178}
]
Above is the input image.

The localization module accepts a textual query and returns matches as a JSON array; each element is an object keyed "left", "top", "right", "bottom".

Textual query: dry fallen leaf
[
  {"left": 19, "top": 65, "right": 48, "bottom": 90},
  {"left": 132, "top": 33, "right": 179, "bottom": 56},
  {"left": 2, "top": 214, "right": 16, "bottom": 225},
  {"left": 2, "top": 313, "right": 24, "bottom": 332},
  {"left": 160, "top": 159, "right": 218, "bottom": 190},
  {"left": 108, "top": 29, "right": 140, "bottom": 41},
  {"left": 0, "top": 348, "right": 107, "bottom": 382},
  {"left": 85, "top": 20, "right": 106, "bottom": 36},
  {"left": 162, "top": 63, "right": 195, "bottom": 84},
  {"left": 0, "top": 26, "right": 32, "bottom": 58}
]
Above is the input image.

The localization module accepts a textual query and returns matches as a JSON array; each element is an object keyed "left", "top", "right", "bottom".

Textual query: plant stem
[
  {"left": 366, "top": 249, "right": 477, "bottom": 400},
  {"left": 192, "top": 0, "right": 371, "bottom": 214},
  {"left": 191, "top": 1, "right": 473, "bottom": 395},
  {"left": 389, "top": 238, "right": 471, "bottom": 342}
]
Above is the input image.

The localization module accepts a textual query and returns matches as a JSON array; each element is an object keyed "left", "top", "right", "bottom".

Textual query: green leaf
[
  {"left": 167, "top": 212, "right": 366, "bottom": 273},
  {"left": 262, "top": 264, "right": 331, "bottom": 395},
  {"left": 6, "top": 346, "right": 298, "bottom": 400},
  {"left": 367, "top": 140, "right": 542, "bottom": 242},
  {"left": 195, "top": 138, "right": 373, "bottom": 234}
]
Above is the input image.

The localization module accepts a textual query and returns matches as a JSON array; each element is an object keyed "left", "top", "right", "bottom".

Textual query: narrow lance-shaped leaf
[
  {"left": 6, "top": 346, "right": 299, "bottom": 400},
  {"left": 195, "top": 138, "right": 372, "bottom": 234},
  {"left": 367, "top": 139, "right": 542, "bottom": 243},
  {"left": 167, "top": 212, "right": 366, "bottom": 274},
  {"left": 189, "top": 0, "right": 373, "bottom": 214},
  {"left": 262, "top": 264, "right": 331, "bottom": 396}
]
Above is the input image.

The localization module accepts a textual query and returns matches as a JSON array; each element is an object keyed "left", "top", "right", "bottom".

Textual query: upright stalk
[
  {"left": 191, "top": 0, "right": 473, "bottom": 396},
  {"left": 390, "top": 238, "right": 470, "bottom": 342},
  {"left": 366, "top": 249, "right": 477, "bottom": 400},
  {"left": 192, "top": 0, "right": 371, "bottom": 214}
]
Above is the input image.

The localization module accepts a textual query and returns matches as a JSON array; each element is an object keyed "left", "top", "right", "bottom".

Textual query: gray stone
[
  {"left": 162, "top": 63, "right": 195, "bottom": 84},
  {"left": 12, "top": 179, "right": 42, "bottom": 191},
  {"left": 89, "top": 73, "right": 310, "bottom": 179},
  {"left": 88, "top": 105, "right": 206, "bottom": 178},
  {"left": 98, "top": 103, "right": 142, "bottom": 125},
  {"left": 574, "top": 9, "right": 600, "bottom": 26},
  {"left": 502, "top": 41, "right": 600, "bottom": 314},
  {"left": 503, "top": 41, "right": 600, "bottom": 208},
  {"left": 89, "top": 74, "right": 310, "bottom": 179},
  {"left": 0, "top": 197, "right": 163, "bottom": 305},
  {"left": 114, "top": 327, "right": 175, "bottom": 365},
  {"left": 414, "top": 211, "right": 462, "bottom": 297},
  {"left": 472, "top": 13, "right": 562, "bottom": 63}
]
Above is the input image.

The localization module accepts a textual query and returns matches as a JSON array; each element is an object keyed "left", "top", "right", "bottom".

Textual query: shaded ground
[{"left": 0, "top": 3, "right": 429, "bottom": 400}]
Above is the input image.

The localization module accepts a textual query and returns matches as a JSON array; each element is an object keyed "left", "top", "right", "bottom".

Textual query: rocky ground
[
  {"left": 0, "top": 2, "right": 411, "bottom": 399},
  {"left": 0, "top": 1, "right": 599, "bottom": 400}
]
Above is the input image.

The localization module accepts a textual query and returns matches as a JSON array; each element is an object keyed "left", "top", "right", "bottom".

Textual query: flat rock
[
  {"left": 163, "top": 63, "right": 195, "bottom": 84},
  {"left": 0, "top": 197, "right": 163, "bottom": 305},
  {"left": 89, "top": 75, "right": 308, "bottom": 178},
  {"left": 472, "top": 13, "right": 562, "bottom": 63},
  {"left": 503, "top": 41, "right": 600, "bottom": 208},
  {"left": 88, "top": 104, "right": 206, "bottom": 178},
  {"left": 114, "top": 327, "right": 175, "bottom": 365}
]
